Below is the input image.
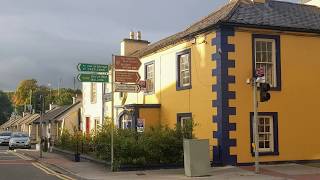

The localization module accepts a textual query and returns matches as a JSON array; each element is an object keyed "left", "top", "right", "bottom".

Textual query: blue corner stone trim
[{"left": 211, "top": 26, "right": 237, "bottom": 166}]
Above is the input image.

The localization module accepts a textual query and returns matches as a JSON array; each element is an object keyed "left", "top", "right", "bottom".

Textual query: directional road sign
[
  {"left": 77, "top": 74, "right": 109, "bottom": 82},
  {"left": 115, "top": 56, "right": 141, "bottom": 70},
  {"left": 115, "top": 84, "right": 141, "bottom": 93},
  {"left": 78, "top": 63, "right": 109, "bottom": 73},
  {"left": 115, "top": 71, "right": 140, "bottom": 83}
]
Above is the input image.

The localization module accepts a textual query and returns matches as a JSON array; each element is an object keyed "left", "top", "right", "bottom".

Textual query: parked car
[
  {"left": 9, "top": 132, "right": 31, "bottom": 150},
  {"left": 0, "top": 131, "right": 12, "bottom": 145}
]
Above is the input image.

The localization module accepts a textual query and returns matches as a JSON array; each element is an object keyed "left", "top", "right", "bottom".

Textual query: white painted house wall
[{"left": 82, "top": 82, "right": 105, "bottom": 132}]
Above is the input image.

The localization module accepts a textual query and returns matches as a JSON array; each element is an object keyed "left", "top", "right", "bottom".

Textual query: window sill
[
  {"left": 176, "top": 85, "right": 192, "bottom": 91},
  {"left": 251, "top": 151, "right": 279, "bottom": 156}
]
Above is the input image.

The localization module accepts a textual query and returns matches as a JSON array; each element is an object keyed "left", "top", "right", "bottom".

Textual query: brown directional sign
[
  {"left": 115, "top": 56, "right": 141, "bottom": 70},
  {"left": 115, "top": 71, "right": 141, "bottom": 83}
]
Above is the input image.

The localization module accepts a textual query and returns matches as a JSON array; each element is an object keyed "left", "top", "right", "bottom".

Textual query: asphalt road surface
[{"left": 0, "top": 146, "right": 74, "bottom": 180}]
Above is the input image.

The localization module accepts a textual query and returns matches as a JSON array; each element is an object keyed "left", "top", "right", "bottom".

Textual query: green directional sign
[
  {"left": 77, "top": 63, "right": 109, "bottom": 72},
  {"left": 77, "top": 73, "right": 109, "bottom": 82}
]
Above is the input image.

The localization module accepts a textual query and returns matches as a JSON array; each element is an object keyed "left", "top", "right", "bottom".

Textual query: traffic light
[{"left": 260, "top": 83, "right": 271, "bottom": 102}]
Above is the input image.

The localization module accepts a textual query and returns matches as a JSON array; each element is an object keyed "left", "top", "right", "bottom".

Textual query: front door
[{"left": 86, "top": 117, "right": 90, "bottom": 135}]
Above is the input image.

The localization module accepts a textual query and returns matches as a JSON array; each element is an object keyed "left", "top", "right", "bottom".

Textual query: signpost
[
  {"left": 77, "top": 63, "right": 109, "bottom": 72},
  {"left": 77, "top": 74, "right": 109, "bottom": 83},
  {"left": 115, "top": 83, "right": 141, "bottom": 93},
  {"left": 115, "top": 56, "right": 141, "bottom": 70},
  {"left": 115, "top": 71, "right": 140, "bottom": 83}
]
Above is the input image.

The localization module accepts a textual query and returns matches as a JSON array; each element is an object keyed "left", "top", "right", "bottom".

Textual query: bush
[{"left": 56, "top": 119, "right": 196, "bottom": 169}]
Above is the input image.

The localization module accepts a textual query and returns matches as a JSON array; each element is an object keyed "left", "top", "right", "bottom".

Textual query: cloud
[{"left": 0, "top": 0, "right": 298, "bottom": 91}]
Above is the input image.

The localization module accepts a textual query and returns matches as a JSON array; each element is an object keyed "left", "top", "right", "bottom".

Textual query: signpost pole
[
  {"left": 253, "top": 78, "right": 259, "bottom": 173},
  {"left": 111, "top": 55, "right": 114, "bottom": 172}
]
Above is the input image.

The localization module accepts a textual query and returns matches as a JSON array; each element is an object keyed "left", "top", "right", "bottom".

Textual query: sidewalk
[{"left": 16, "top": 149, "right": 320, "bottom": 180}]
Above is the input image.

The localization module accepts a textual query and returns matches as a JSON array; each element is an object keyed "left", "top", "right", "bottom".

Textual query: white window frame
[
  {"left": 254, "top": 38, "right": 277, "bottom": 87},
  {"left": 179, "top": 53, "right": 191, "bottom": 88},
  {"left": 145, "top": 62, "right": 155, "bottom": 93},
  {"left": 180, "top": 116, "right": 192, "bottom": 128},
  {"left": 90, "top": 82, "right": 97, "bottom": 104},
  {"left": 255, "top": 115, "right": 274, "bottom": 153}
]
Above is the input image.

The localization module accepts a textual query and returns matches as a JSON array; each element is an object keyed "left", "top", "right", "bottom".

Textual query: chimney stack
[{"left": 121, "top": 31, "right": 150, "bottom": 56}]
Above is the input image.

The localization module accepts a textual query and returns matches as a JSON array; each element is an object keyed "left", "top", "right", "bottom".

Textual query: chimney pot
[
  {"left": 129, "top": 31, "right": 135, "bottom": 39},
  {"left": 136, "top": 31, "right": 141, "bottom": 40}
]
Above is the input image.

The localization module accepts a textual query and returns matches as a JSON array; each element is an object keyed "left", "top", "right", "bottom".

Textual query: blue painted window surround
[
  {"left": 176, "top": 49, "right": 192, "bottom": 91},
  {"left": 250, "top": 112, "right": 279, "bottom": 156},
  {"left": 252, "top": 34, "right": 281, "bottom": 91}
]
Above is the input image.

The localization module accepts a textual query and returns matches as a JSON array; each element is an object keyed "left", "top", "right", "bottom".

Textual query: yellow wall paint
[
  {"left": 233, "top": 29, "right": 320, "bottom": 163},
  {"left": 139, "top": 108, "right": 160, "bottom": 130},
  {"left": 116, "top": 32, "right": 218, "bottom": 158}
]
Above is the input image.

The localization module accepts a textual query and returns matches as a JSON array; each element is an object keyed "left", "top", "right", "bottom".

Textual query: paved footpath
[{"left": 17, "top": 149, "right": 320, "bottom": 180}]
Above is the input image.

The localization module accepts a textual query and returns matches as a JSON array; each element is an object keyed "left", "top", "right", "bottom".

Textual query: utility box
[{"left": 183, "top": 139, "right": 210, "bottom": 177}]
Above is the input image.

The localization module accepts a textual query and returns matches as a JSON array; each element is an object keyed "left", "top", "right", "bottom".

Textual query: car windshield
[
  {"left": 12, "top": 133, "right": 28, "bottom": 138},
  {"left": 0, "top": 132, "right": 11, "bottom": 136}
]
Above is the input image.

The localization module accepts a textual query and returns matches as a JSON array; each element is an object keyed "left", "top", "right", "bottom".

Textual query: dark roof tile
[{"left": 132, "top": 0, "right": 320, "bottom": 57}]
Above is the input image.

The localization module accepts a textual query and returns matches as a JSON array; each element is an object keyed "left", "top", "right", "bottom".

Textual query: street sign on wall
[
  {"left": 77, "top": 74, "right": 109, "bottom": 82},
  {"left": 137, "top": 118, "right": 145, "bottom": 133},
  {"left": 115, "top": 71, "right": 140, "bottom": 83},
  {"left": 104, "top": 93, "right": 113, "bottom": 102},
  {"left": 115, "top": 83, "right": 141, "bottom": 93},
  {"left": 77, "top": 63, "right": 109, "bottom": 73},
  {"left": 115, "top": 56, "right": 141, "bottom": 70}
]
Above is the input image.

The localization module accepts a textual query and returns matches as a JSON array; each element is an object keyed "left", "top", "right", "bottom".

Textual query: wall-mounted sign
[
  {"left": 115, "top": 56, "right": 141, "bottom": 70},
  {"left": 104, "top": 93, "right": 112, "bottom": 102},
  {"left": 137, "top": 118, "right": 145, "bottom": 133}
]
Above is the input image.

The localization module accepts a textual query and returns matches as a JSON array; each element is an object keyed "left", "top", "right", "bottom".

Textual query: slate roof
[
  {"left": 33, "top": 101, "right": 81, "bottom": 124},
  {"left": 132, "top": 0, "right": 320, "bottom": 57}
]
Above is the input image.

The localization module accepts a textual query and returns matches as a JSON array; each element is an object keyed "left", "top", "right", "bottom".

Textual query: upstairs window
[
  {"left": 145, "top": 62, "right": 155, "bottom": 93},
  {"left": 91, "top": 83, "right": 97, "bottom": 104},
  {"left": 177, "top": 49, "right": 191, "bottom": 90},
  {"left": 253, "top": 35, "right": 281, "bottom": 90}
]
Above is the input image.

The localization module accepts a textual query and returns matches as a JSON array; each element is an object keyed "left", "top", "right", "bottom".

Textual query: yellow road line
[{"left": 33, "top": 162, "right": 74, "bottom": 180}]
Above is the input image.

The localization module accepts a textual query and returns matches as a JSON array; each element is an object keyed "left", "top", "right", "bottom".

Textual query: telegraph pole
[{"left": 110, "top": 55, "right": 115, "bottom": 172}]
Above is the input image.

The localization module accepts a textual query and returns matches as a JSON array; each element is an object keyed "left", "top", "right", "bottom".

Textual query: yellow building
[{"left": 110, "top": 0, "right": 320, "bottom": 165}]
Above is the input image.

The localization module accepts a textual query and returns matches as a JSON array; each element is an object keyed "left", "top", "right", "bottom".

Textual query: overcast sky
[{"left": 0, "top": 0, "right": 297, "bottom": 91}]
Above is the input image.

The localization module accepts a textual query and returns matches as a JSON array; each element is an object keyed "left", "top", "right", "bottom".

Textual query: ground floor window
[
  {"left": 119, "top": 110, "right": 133, "bottom": 129},
  {"left": 177, "top": 113, "right": 192, "bottom": 138},
  {"left": 250, "top": 112, "right": 279, "bottom": 156}
]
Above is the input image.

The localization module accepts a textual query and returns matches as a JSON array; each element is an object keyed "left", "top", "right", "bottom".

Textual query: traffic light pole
[{"left": 253, "top": 78, "right": 259, "bottom": 173}]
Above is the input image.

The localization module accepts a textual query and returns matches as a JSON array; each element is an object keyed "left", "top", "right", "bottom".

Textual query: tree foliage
[
  {"left": 13, "top": 79, "right": 38, "bottom": 106},
  {"left": 12, "top": 79, "right": 81, "bottom": 115},
  {"left": 0, "top": 91, "right": 13, "bottom": 124}
]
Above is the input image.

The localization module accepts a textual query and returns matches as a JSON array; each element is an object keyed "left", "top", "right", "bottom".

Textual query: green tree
[
  {"left": 53, "top": 88, "right": 79, "bottom": 106},
  {"left": 0, "top": 91, "right": 13, "bottom": 125},
  {"left": 13, "top": 79, "right": 38, "bottom": 106}
]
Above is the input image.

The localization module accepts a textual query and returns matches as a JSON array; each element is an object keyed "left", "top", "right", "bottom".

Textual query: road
[{"left": 0, "top": 146, "right": 74, "bottom": 180}]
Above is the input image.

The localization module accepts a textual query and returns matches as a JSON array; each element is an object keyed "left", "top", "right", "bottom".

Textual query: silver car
[
  {"left": 9, "top": 132, "right": 31, "bottom": 150},
  {"left": 0, "top": 131, "right": 12, "bottom": 145}
]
